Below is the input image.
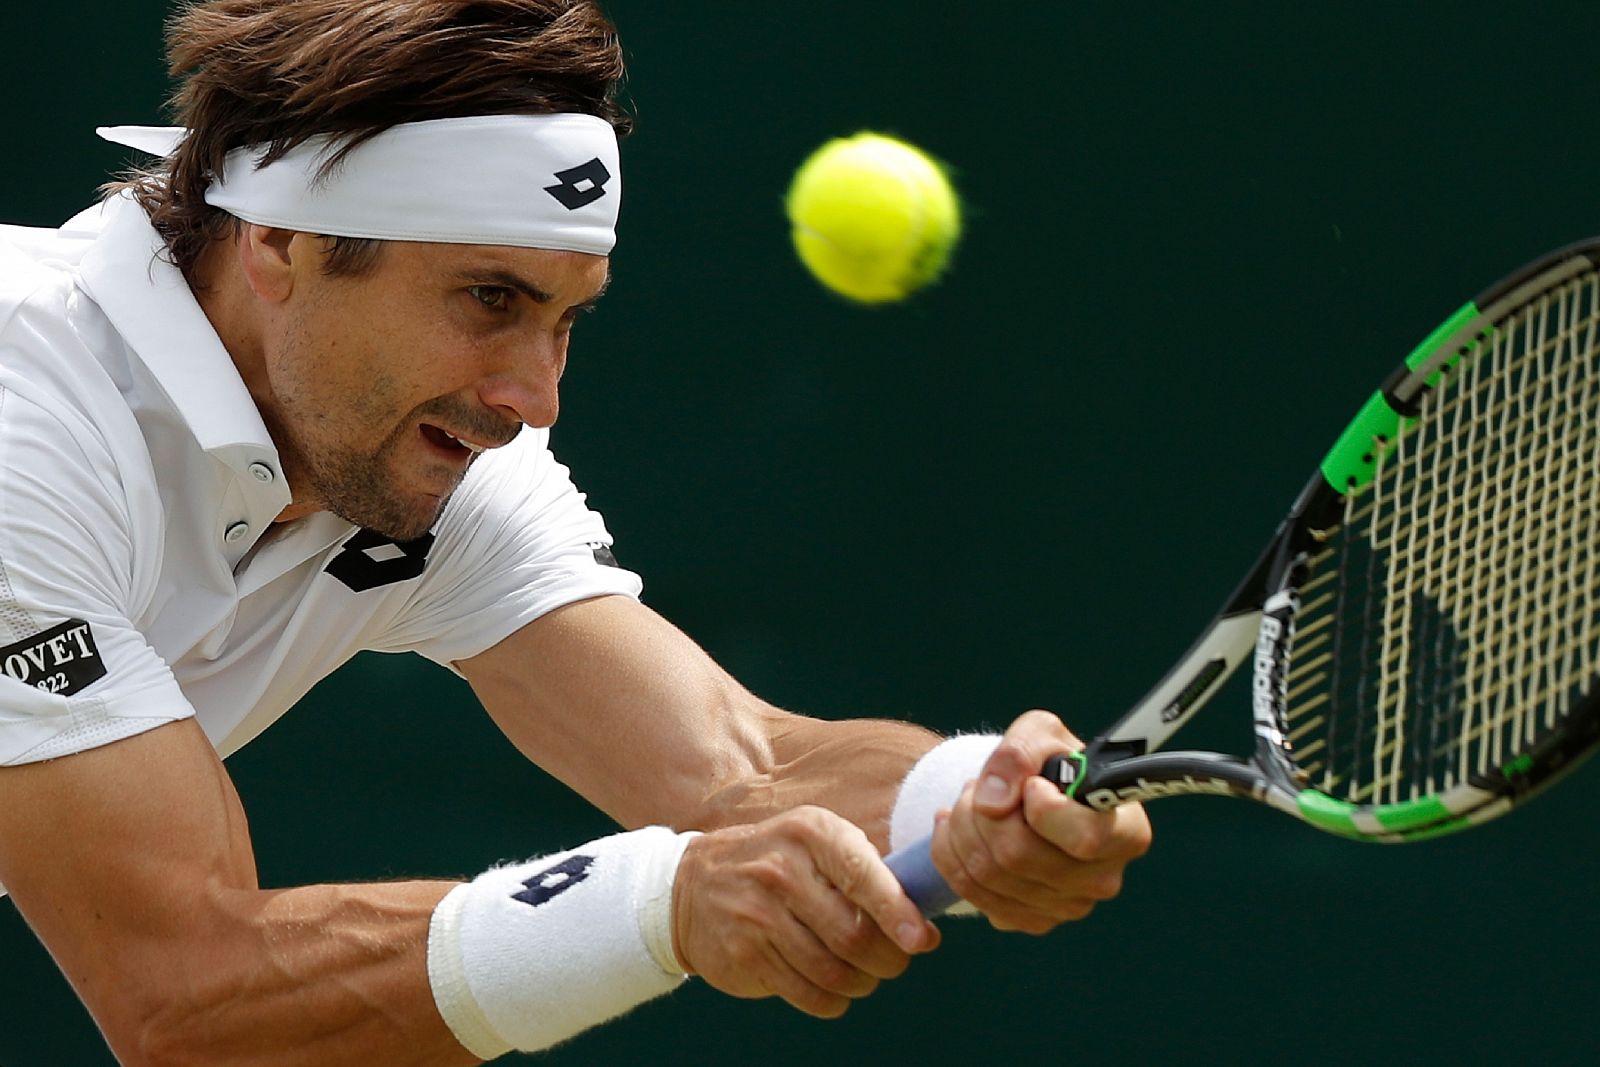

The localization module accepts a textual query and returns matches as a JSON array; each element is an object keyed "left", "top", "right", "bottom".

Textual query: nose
[{"left": 477, "top": 331, "right": 566, "bottom": 429}]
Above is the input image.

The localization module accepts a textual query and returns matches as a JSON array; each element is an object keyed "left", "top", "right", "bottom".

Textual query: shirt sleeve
[
  {"left": 373, "top": 428, "right": 643, "bottom": 668},
  {"left": 0, "top": 378, "right": 193, "bottom": 766}
]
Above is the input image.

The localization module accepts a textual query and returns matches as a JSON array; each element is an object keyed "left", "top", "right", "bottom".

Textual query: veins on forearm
[
  {"left": 124, "top": 880, "right": 473, "bottom": 1067},
  {"left": 687, "top": 712, "right": 940, "bottom": 851}
]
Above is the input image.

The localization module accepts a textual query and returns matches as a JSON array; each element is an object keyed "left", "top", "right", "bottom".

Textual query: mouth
[{"left": 418, "top": 423, "right": 487, "bottom": 458}]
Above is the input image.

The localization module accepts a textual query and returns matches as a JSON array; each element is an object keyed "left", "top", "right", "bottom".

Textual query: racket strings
[{"left": 1286, "top": 271, "right": 1600, "bottom": 805}]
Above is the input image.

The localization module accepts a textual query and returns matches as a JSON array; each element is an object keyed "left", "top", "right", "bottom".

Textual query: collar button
[
  {"left": 224, "top": 521, "right": 250, "bottom": 545},
  {"left": 248, "top": 462, "right": 275, "bottom": 483}
]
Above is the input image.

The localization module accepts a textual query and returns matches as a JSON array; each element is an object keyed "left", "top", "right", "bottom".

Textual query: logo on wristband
[{"left": 511, "top": 854, "right": 595, "bottom": 907}]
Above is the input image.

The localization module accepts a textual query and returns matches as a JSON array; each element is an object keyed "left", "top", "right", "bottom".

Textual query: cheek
[
  {"left": 326, "top": 289, "right": 419, "bottom": 374},
  {"left": 284, "top": 282, "right": 486, "bottom": 422}
]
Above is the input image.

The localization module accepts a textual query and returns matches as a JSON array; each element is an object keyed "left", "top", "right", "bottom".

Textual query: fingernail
[
  {"left": 977, "top": 774, "right": 1009, "bottom": 805},
  {"left": 897, "top": 922, "right": 923, "bottom": 951}
]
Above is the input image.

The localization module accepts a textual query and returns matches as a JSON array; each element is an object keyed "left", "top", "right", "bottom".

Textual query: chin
[
  {"left": 309, "top": 445, "right": 464, "bottom": 541},
  {"left": 328, "top": 487, "right": 451, "bottom": 543}
]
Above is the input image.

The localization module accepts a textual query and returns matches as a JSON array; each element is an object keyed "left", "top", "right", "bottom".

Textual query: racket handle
[
  {"left": 1041, "top": 751, "right": 1086, "bottom": 797},
  {"left": 884, "top": 753, "right": 1088, "bottom": 917},
  {"left": 883, "top": 833, "right": 960, "bottom": 916}
]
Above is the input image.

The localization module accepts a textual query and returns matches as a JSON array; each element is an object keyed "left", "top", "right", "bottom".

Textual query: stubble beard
[
  {"left": 311, "top": 420, "right": 456, "bottom": 542},
  {"left": 264, "top": 403, "right": 463, "bottom": 543}
]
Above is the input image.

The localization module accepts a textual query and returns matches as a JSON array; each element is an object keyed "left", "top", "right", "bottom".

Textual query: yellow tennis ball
[{"left": 785, "top": 132, "right": 962, "bottom": 304}]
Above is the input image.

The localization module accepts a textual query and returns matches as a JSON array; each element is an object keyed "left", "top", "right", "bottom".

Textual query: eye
[{"left": 467, "top": 285, "right": 512, "bottom": 310}]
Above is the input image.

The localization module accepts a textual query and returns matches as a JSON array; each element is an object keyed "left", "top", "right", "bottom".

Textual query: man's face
[{"left": 251, "top": 237, "right": 610, "bottom": 541}]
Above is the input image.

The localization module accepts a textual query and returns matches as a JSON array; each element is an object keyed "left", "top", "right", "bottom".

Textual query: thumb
[
  {"left": 971, "top": 739, "right": 1038, "bottom": 817},
  {"left": 974, "top": 711, "right": 1081, "bottom": 817}
]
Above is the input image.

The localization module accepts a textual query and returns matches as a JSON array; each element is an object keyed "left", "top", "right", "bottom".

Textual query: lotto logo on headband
[
  {"left": 99, "top": 114, "right": 624, "bottom": 255},
  {"left": 544, "top": 157, "right": 612, "bottom": 210}
]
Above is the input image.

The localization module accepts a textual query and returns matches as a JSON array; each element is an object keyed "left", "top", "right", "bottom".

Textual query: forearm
[
  {"left": 464, "top": 598, "right": 942, "bottom": 850},
  {"left": 91, "top": 879, "right": 472, "bottom": 1067},
  {"left": 689, "top": 707, "right": 941, "bottom": 852}
]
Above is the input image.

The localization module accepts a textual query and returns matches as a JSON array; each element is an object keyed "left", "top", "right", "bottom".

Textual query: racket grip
[
  {"left": 885, "top": 753, "right": 1087, "bottom": 916},
  {"left": 883, "top": 833, "right": 960, "bottom": 917}
]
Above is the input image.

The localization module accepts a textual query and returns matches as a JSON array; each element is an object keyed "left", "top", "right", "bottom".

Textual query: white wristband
[
  {"left": 427, "top": 826, "right": 698, "bottom": 1060},
  {"left": 889, "top": 734, "right": 1003, "bottom": 852},
  {"left": 890, "top": 735, "right": 1001, "bottom": 916}
]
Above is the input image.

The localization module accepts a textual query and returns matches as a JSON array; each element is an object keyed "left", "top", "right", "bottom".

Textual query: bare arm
[
  {"left": 461, "top": 595, "right": 947, "bottom": 1018},
  {"left": 0, "top": 597, "right": 946, "bottom": 1062},
  {"left": 462, "top": 594, "right": 1150, "bottom": 943},
  {"left": 458, "top": 594, "right": 942, "bottom": 849},
  {"left": 0, "top": 718, "right": 476, "bottom": 1067}
]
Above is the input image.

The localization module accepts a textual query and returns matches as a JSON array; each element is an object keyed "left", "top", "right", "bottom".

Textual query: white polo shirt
[{"left": 0, "top": 192, "right": 642, "bottom": 769}]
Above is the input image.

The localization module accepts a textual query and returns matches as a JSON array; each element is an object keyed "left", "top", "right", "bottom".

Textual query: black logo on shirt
[
  {"left": 544, "top": 158, "right": 612, "bottom": 210},
  {"left": 511, "top": 854, "right": 594, "bottom": 908},
  {"left": 325, "top": 530, "right": 436, "bottom": 592},
  {"left": 0, "top": 619, "right": 106, "bottom": 695}
]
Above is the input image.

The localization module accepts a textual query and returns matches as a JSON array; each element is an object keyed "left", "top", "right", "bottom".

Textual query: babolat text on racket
[{"left": 887, "top": 239, "right": 1600, "bottom": 915}]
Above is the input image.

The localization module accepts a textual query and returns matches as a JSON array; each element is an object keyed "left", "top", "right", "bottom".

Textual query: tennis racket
[{"left": 886, "top": 238, "right": 1600, "bottom": 916}]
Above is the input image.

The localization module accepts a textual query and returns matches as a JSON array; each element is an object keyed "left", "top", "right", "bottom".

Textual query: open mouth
[{"left": 419, "top": 423, "right": 485, "bottom": 456}]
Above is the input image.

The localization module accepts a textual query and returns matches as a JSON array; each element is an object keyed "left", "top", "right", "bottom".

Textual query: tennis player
[{"left": 0, "top": 2, "right": 1149, "bottom": 1063}]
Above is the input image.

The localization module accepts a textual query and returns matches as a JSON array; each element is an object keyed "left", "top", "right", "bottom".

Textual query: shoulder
[
  {"left": 0, "top": 234, "right": 70, "bottom": 339},
  {"left": 368, "top": 429, "right": 642, "bottom": 663},
  {"left": 433, "top": 427, "right": 563, "bottom": 536},
  {"left": 428, "top": 427, "right": 626, "bottom": 568},
  {"left": 0, "top": 206, "right": 105, "bottom": 319},
  {"left": 0, "top": 282, "right": 143, "bottom": 516}
]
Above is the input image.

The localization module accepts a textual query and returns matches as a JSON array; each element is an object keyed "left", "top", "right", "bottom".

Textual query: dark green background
[{"left": 4, "top": 2, "right": 1599, "bottom": 1064}]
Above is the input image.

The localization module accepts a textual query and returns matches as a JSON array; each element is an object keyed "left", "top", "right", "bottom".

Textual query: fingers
[
  {"left": 674, "top": 806, "right": 939, "bottom": 1020},
  {"left": 971, "top": 709, "right": 1080, "bottom": 817},
  {"left": 698, "top": 898, "right": 857, "bottom": 1018},
  {"left": 934, "top": 785, "right": 1109, "bottom": 932},
  {"left": 805, "top": 813, "right": 938, "bottom": 958},
  {"left": 1021, "top": 774, "right": 1152, "bottom": 866},
  {"left": 770, "top": 812, "right": 933, "bottom": 998},
  {"left": 934, "top": 710, "right": 1154, "bottom": 932},
  {"left": 755, "top": 911, "right": 871, "bottom": 1018}
]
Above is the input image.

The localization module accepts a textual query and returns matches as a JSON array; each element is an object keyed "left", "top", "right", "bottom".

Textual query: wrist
[
  {"left": 889, "top": 734, "right": 1001, "bottom": 917},
  {"left": 427, "top": 826, "right": 698, "bottom": 1060},
  {"left": 889, "top": 733, "right": 1002, "bottom": 852}
]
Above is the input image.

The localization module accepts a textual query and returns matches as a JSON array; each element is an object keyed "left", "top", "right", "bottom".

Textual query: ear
[{"left": 236, "top": 225, "right": 303, "bottom": 304}]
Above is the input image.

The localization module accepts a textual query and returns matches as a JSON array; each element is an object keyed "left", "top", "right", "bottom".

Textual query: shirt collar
[{"left": 73, "top": 194, "right": 291, "bottom": 520}]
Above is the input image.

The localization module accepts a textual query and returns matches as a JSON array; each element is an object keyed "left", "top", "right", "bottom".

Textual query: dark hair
[{"left": 108, "top": 0, "right": 630, "bottom": 281}]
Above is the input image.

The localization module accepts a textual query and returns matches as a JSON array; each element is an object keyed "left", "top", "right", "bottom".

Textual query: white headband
[{"left": 97, "top": 114, "right": 621, "bottom": 255}]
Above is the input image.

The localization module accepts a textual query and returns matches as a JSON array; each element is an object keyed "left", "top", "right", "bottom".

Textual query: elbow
[
  {"left": 84, "top": 909, "right": 257, "bottom": 1067},
  {"left": 92, "top": 992, "right": 202, "bottom": 1067},
  {"left": 121, "top": 1026, "right": 206, "bottom": 1067},
  {"left": 97, "top": 971, "right": 237, "bottom": 1067}
]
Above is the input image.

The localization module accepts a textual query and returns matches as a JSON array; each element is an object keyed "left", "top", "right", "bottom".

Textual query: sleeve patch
[{"left": 0, "top": 619, "right": 107, "bottom": 695}]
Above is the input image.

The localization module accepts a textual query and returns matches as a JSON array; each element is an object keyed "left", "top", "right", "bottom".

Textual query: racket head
[
  {"left": 1255, "top": 241, "right": 1600, "bottom": 840},
  {"left": 888, "top": 240, "right": 1600, "bottom": 915},
  {"left": 1070, "top": 239, "right": 1600, "bottom": 842}
]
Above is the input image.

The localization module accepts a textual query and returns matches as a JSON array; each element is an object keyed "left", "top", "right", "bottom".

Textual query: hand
[
  {"left": 672, "top": 806, "right": 940, "bottom": 1018},
  {"left": 931, "top": 709, "right": 1152, "bottom": 933}
]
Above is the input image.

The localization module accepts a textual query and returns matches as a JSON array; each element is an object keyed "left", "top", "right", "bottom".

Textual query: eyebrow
[{"left": 456, "top": 266, "right": 612, "bottom": 311}]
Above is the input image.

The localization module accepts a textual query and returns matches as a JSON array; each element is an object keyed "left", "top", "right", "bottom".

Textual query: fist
[
  {"left": 673, "top": 806, "right": 940, "bottom": 1017},
  {"left": 933, "top": 710, "right": 1152, "bottom": 932}
]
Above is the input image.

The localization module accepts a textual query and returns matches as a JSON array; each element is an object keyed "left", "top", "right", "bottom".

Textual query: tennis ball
[{"left": 785, "top": 132, "right": 962, "bottom": 304}]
